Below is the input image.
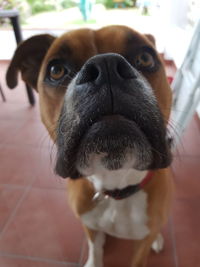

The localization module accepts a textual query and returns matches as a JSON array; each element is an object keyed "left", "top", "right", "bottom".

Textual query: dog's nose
[{"left": 76, "top": 53, "right": 137, "bottom": 85}]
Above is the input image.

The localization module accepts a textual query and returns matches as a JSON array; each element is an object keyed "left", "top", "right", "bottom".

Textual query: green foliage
[
  {"left": 0, "top": 0, "right": 30, "bottom": 12},
  {"left": 102, "top": 0, "right": 135, "bottom": 8},
  {"left": 125, "top": 0, "right": 135, "bottom": 7},
  {"left": 0, "top": 0, "right": 77, "bottom": 16},
  {"left": 0, "top": 0, "right": 31, "bottom": 24},
  {"left": 26, "top": 0, "right": 55, "bottom": 14},
  {"left": 103, "top": 0, "right": 114, "bottom": 8},
  {"left": 60, "top": 0, "right": 77, "bottom": 9},
  {"left": 26, "top": 0, "right": 77, "bottom": 14},
  {"left": 0, "top": 0, "right": 15, "bottom": 9},
  {"left": 70, "top": 18, "right": 96, "bottom": 25}
]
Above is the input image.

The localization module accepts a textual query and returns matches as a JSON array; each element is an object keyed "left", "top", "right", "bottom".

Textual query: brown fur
[{"left": 6, "top": 25, "right": 173, "bottom": 267}]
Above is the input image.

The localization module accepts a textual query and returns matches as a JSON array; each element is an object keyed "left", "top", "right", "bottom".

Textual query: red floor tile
[
  {"left": 0, "top": 146, "right": 40, "bottom": 186},
  {"left": 172, "top": 156, "right": 200, "bottom": 199},
  {"left": 174, "top": 115, "right": 200, "bottom": 157},
  {"left": 33, "top": 171, "right": 67, "bottom": 190},
  {"left": 10, "top": 120, "right": 52, "bottom": 148},
  {"left": 0, "top": 185, "right": 25, "bottom": 231},
  {"left": 80, "top": 222, "right": 176, "bottom": 267},
  {"left": 33, "top": 160, "right": 67, "bottom": 190},
  {"left": 0, "top": 119, "right": 25, "bottom": 144},
  {"left": 1, "top": 59, "right": 200, "bottom": 267},
  {"left": 173, "top": 198, "right": 200, "bottom": 267},
  {"left": 147, "top": 223, "right": 176, "bottom": 267},
  {"left": 0, "top": 84, "right": 28, "bottom": 105},
  {"left": 0, "top": 256, "right": 78, "bottom": 267},
  {"left": 0, "top": 102, "right": 37, "bottom": 121},
  {"left": 0, "top": 144, "right": 66, "bottom": 188},
  {"left": 32, "top": 148, "right": 66, "bottom": 190},
  {"left": 0, "top": 188, "right": 84, "bottom": 263},
  {"left": 104, "top": 237, "right": 134, "bottom": 267}
]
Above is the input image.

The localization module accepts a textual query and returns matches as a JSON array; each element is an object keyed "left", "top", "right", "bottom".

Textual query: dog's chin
[{"left": 76, "top": 115, "right": 153, "bottom": 175}]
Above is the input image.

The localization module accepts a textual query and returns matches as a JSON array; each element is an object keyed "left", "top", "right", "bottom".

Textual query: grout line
[
  {"left": 0, "top": 183, "right": 66, "bottom": 191},
  {"left": 32, "top": 185, "right": 66, "bottom": 191},
  {"left": 173, "top": 155, "right": 200, "bottom": 158},
  {"left": 0, "top": 185, "right": 31, "bottom": 240},
  {"left": 0, "top": 179, "right": 76, "bottom": 266},
  {"left": 0, "top": 121, "right": 28, "bottom": 144},
  {"left": 169, "top": 216, "right": 179, "bottom": 267},
  {"left": 0, "top": 141, "right": 53, "bottom": 149},
  {"left": 0, "top": 168, "right": 41, "bottom": 239},
  {"left": 0, "top": 252, "right": 78, "bottom": 266},
  {"left": 0, "top": 184, "right": 29, "bottom": 190},
  {"left": 0, "top": 141, "right": 53, "bottom": 150}
]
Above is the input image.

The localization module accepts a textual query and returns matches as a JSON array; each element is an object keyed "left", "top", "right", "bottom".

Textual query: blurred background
[
  {"left": 0, "top": 0, "right": 199, "bottom": 67},
  {"left": 0, "top": 1, "right": 200, "bottom": 267}
]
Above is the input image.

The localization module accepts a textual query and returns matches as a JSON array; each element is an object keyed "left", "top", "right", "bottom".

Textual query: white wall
[{"left": 159, "top": 0, "right": 193, "bottom": 67}]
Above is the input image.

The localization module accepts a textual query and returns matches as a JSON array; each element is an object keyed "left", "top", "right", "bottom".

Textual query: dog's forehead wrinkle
[
  {"left": 52, "top": 26, "right": 172, "bottom": 179},
  {"left": 23, "top": 26, "right": 174, "bottom": 266},
  {"left": 94, "top": 25, "right": 145, "bottom": 55},
  {"left": 44, "top": 29, "right": 98, "bottom": 74}
]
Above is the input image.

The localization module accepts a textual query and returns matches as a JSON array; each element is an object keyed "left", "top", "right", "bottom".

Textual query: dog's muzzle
[{"left": 55, "top": 53, "right": 172, "bottom": 179}]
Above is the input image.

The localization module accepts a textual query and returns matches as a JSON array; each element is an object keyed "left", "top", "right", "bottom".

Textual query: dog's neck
[
  {"left": 79, "top": 153, "right": 148, "bottom": 192},
  {"left": 87, "top": 168, "right": 148, "bottom": 192}
]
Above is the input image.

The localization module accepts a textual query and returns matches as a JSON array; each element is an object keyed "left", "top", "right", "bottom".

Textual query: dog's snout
[
  {"left": 76, "top": 53, "right": 137, "bottom": 85},
  {"left": 77, "top": 63, "right": 100, "bottom": 84}
]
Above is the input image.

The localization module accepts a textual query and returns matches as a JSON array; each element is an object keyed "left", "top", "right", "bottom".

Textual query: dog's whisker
[{"left": 5, "top": 25, "right": 178, "bottom": 267}]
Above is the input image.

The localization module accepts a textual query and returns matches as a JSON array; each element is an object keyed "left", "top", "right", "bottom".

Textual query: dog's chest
[{"left": 81, "top": 190, "right": 150, "bottom": 240}]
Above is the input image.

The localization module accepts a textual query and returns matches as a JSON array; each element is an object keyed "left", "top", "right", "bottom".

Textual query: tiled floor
[{"left": 0, "top": 59, "right": 200, "bottom": 267}]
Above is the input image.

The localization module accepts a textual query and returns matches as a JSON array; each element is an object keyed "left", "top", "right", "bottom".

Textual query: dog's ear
[
  {"left": 6, "top": 34, "right": 55, "bottom": 90},
  {"left": 144, "top": 34, "right": 156, "bottom": 47}
]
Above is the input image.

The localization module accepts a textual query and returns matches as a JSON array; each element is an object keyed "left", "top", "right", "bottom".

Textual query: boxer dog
[{"left": 6, "top": 25, "right": 173, "bottom": 267}]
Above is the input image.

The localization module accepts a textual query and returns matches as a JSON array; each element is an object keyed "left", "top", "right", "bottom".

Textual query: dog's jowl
[{"left": 6, "top": 25, "right": 173, "bottom": 267}]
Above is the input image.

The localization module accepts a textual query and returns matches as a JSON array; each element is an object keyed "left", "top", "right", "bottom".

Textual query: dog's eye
[
  {"left": 134, "top": 52, "right": 155, "bottom": 69},
  {"left": 49, "top": 64, "right": 66, "bottom": 81}
]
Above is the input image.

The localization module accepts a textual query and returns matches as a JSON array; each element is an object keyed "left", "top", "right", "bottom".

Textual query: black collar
[{"left": 103, "top": 171, "right": 154, "bottom": 200}]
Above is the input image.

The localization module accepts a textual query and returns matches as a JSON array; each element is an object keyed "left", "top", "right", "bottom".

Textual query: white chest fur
[
  {"left": 81, "top": 190, "right": 150, "bottom": 240},
  {"left": 80, "top": 157, "right": 150, "bottom": 240}
]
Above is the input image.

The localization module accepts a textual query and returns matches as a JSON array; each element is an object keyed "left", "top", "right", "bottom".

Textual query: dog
[{"left": 6, "top": 25, "right": 173, "bottom": 267}]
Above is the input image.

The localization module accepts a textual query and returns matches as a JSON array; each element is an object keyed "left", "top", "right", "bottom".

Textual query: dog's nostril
[
  {"left": 76, "top": 54, "right": 137, "bottom": 86},
  {"left": 76, "top": 63, "right": 99, "bottom": 85},
  {"left": 116, "top": 61, "right": 137, "bottom": 79},
  {"left": 88, "top": 64, "right": 99, "bottom": 81}
]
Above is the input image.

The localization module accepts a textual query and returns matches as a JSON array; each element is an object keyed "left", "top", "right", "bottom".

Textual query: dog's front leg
[
  {"left": 131, "top": 233, "right": 160, "bottom": 267},
  {"left": 84, "top": 226, "right": 106, "bottom": 267}
]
